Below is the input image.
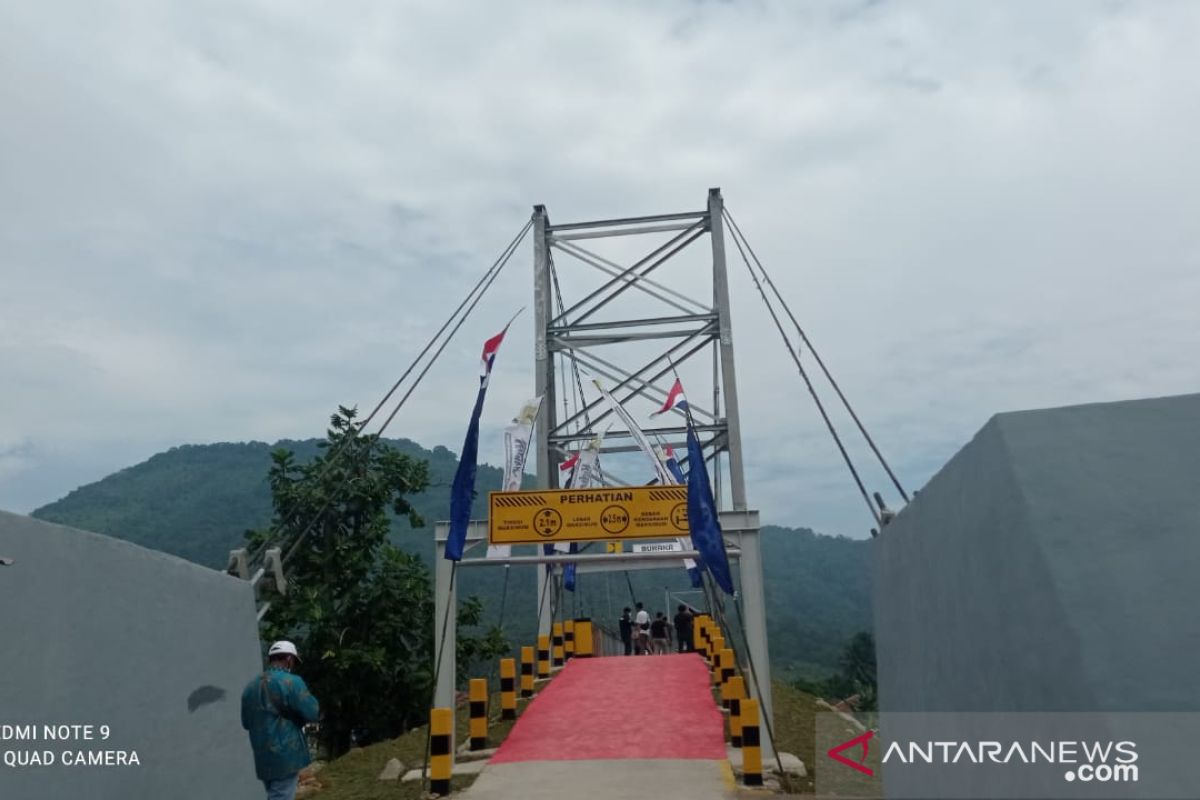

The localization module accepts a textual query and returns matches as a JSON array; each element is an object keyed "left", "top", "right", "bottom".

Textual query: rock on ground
[{"left": 379, "top": 757, "right": 405, "bottom": 781}]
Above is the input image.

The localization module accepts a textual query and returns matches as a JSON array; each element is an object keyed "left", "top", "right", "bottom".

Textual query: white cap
[{"left": 267, "top": 640, "right": 300, "bottom": 661}]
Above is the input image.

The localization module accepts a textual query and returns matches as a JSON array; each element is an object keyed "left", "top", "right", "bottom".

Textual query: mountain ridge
[{"left": 31, "top": 436, "right": 871, "bottom": 677}]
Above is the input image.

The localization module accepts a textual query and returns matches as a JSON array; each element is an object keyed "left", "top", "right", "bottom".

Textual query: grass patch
[
  {"left": 771, "top": 680, "right": 820, "bottom": 795},
  {"left": 307, "top": 693, "right": 521, "bottom": 800}
]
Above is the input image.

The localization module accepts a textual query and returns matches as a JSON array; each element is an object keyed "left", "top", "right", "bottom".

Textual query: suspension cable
[
  {"left": 244, "top": 219, "right": 533, "bottom": 571},
  {"left": 549, "top": 251, "right": 606, "bottom": 594},
  {"left": 497, "top": 564, "right": 511, "bottom": 629},
  {"left": 724, "top": 208, "right": 909, "bottom": 503},
  {"left": 724, "top": 216, "right": 881, "bottom": 527},
  {"left": 369, "top": 226, "right": 529, "bottom": 438},
  {"left": 277, "top": 220, "right": 532, "bottom": 569},
  {"left": 556, "top": 293, "right": 584, "bottom": 443}
]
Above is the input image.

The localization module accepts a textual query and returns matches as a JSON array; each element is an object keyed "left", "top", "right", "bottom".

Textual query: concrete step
[
  {"left": 401, "top": 758, "right": 488, "bottom": 783},
  {"left": 726, "top": 746, "right": 807, "bottom": 778},
  {"left": 457, "top": 747, "right": 499, "bottom": 762}
]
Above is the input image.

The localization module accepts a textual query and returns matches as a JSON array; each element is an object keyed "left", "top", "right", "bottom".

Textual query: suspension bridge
[
  {"left": 2, "top": 177, "right": 1194, "bottom": 800},
  {"left": 227, "top": 188, "right": 905, "bottom": 797}
]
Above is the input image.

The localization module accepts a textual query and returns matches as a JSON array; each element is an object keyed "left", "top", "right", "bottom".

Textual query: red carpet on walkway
[{"left": 490, "top": 653, "right": 727, "bottom": 763}]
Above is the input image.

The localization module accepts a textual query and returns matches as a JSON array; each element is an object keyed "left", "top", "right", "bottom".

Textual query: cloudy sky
[{"left": 3, "top": 0, "right": 1198, "bottom": 538}]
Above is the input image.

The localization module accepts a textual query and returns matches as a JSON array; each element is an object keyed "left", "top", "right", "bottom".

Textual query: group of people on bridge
[{"left": 618, "top": 602, "right": 697, "bottom": 656}]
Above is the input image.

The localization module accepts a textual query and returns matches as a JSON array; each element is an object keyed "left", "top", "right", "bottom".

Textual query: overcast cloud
[{"left": 2, "top": 0, "right": 1198, "bottom": 538}]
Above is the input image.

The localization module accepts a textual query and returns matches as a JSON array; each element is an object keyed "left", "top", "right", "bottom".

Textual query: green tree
[
  {"left": 822, "top": 631, "right": 877, "bottom": 712},
  {"left": 250, "top": 407, "right": 507, "bottom": 756}
]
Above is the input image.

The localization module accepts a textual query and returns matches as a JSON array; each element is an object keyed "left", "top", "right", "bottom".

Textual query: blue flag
[
  {"left": 663, "top": 446, "right": 703, "bottom": 587},
  {"left": 663, "top": 448, "right": 686, "bottom": 484},
  {"left": 445, "top": 325, "right": 510, "bottom": 561},
  {"left": 563, "top": 543, "right": 580, "bottom": 591},
  {"left": 561, "top": 462, "right": 578, "bottom": 589},
  {"left": 686, "top": 425, "right": 735, "bottom": 595}
]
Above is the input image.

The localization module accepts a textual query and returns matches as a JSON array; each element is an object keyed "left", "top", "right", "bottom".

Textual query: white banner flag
[
  {"left": 571, "top": 433, "right": 603, "bottom": 490},
  {"left": 502, "top": 396, "right": 542, "bottom": 491},
  {"left": 554, "top": 432, "right": 604, "bottom": 553},
  {"left": 594, "top": 380, "right": 696, "bottom": 578},
  {"left": 488, "top": 395, "right": 543, "bottom": 559},
  {"left": 592, "top": 379, "right": 673, "bottom": 485}
]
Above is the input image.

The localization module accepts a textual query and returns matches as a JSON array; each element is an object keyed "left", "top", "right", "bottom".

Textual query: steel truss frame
[{"left": 431, "top": 190, "right": 774, "bottom": 757}]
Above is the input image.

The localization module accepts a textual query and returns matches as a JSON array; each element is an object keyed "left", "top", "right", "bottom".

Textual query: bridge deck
[
  {"left": 464, "top": 654, "right": 734, "bottom": 799},
  {"left": 492, "top": 652, "right": 727, "bottom": 763}
]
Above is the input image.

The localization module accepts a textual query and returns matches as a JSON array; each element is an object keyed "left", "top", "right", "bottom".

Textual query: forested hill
[
  {"left": 32, "top": 438, "right": 871, "bottom": 677},
  {"left": 32, "top": 438, "right": 481, "bottom": 567}
]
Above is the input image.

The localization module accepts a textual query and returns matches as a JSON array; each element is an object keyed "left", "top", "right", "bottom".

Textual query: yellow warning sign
[
  {"left": 488, "top": 486, "right": 689, "bottom": 545},
  {"left": 605, "top": 541, "right": 624, "bottom": 553}
]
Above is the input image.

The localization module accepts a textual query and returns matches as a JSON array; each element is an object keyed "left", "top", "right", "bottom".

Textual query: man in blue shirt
[{"left": 241, "top": 640, "right": 321, "bottom": 800}]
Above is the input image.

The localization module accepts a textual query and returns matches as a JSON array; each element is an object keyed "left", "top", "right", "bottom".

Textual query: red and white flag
[
  {"left": 479, "top": 330, "right": 506, "bottom": 385},
  {"left": 558, "top": 452, "right": 580, "bottom": 484},
  {"left": 650, "top": 378, "right": 689, "bottom": 417},
  {"left": 479, "top": 308, "right": 522, "bottom": 385}
]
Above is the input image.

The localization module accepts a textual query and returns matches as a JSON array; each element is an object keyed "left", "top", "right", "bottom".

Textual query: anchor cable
[
  {"left": 724, "top": 216, "right": 881, "bottom": 527},
  {"left": 724, "top": 207, "right": 908, "bottom": 504}
]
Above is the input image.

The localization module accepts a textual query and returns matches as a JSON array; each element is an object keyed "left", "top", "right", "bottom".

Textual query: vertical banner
[
  {"left": 487, "top": 395, "right": 543, "bottom": 559},
  {"left": 503, "top": 396, "right": 543, "bottom": 492},
  {"left": 593, "top": 378, "right": 673, "bottom": 485}
]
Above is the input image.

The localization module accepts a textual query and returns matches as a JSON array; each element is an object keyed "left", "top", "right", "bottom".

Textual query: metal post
[
  {"left": 708, "top": 188, "right": 747, "bottom": 512},
  {"left": 433, "top": 535, "right": 457, "bottom": 734},
  {"left": 713, "top": 339, "right": 722, "bottom": 509},
  {"left": 533, "top": 204, "right": 556, "bottom": 638},
  {"left": 709, "top": 187, "right": 773, "bottom": 755},
  {"left": 738, "top": 528, "right": 774, "bottom": 759}
]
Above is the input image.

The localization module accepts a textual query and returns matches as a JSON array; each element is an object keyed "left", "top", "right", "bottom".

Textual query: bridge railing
[{"left": 590, "top": 618, "right": 625, "bottom": 657}]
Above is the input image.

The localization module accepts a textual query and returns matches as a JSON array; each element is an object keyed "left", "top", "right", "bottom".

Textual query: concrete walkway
[
  {"left": 463, "top": 654, "right": 736, "bottom": 799},
  {"left": 462, "top": 759, "right": 736, "bottom": 800}
]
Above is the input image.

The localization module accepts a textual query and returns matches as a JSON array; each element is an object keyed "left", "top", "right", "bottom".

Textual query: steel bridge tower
[
  {"left": 531, "top": 187, "right": 772, "bottom": 728},
  {"left": 433, "top": 188, "right": 774, "bottom": 755}
]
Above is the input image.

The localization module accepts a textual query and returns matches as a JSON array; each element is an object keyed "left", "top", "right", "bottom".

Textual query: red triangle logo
[{"left": 826, "top": 729, "right": 875, "bottom": 776}]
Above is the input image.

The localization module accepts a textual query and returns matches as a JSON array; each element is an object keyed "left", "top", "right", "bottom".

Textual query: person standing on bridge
[
  {"left": 650, "top": 612, "right": 671, "bottom": 655},
  {"left": 241, "top": 640, "right": 321, "bottom": 800},
  {"left": 674, "top": 605, "right": 694, "bottom": 653},
  {"left": 619, "top": 608, "right": 634, "bottom": 656},
  {"left": 634, "top": 602, "right": 652, "bottom": 655}
]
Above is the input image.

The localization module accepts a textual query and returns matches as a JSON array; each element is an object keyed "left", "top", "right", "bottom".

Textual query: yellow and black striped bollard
[
  {"left": 499, "top": 658, "right": 517, "bottom": 720},
  {"left": 693, "top": 616, "right": 708, "bottom": 660},
  {"left": 552, "top": 622, "right": 565, "bottom": 668},
  {"left": 719, "top": 648, "right": 735, "bottom": 707},
  {"left": 741, "top": 698, "right": 763, "bottom": 786},
  {"left": 564, "top": 619, "right": 576, "bottom": 660},
  {"left": 429, "top": 707, "right": 453, "bottom": 796},
  {"left": 574, "top": 618, "right": 594, "bottom": 657},
  {"left": 710, "top": 637, "right": 725, "bottom": 685},
  {"left": 520, "top": 645, "right": 535, "bottom": 697},
  {"left": 468, "top": 678, "right": 488, "bottom": 751},
  {"left": 537, "top": 634, "right": 551, "bottom": 678},
  {"left": 725, "top": 675, "right": 746, "bottom": 747}
]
